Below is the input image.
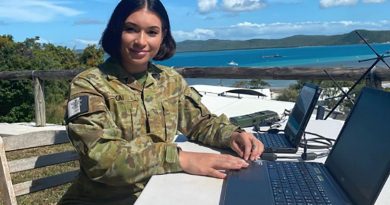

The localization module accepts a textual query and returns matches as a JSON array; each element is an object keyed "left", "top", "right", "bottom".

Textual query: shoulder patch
[{"left": 67, "top": 96, "right": 89, "bottom": 120}]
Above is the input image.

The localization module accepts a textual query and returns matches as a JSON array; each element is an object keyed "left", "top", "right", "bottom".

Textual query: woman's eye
[
  {"left": 148, "top": 30, "right": 159, "bottom": 36},
  {"left": 124, "top": 26, "right": 137, "bottom": 33}
]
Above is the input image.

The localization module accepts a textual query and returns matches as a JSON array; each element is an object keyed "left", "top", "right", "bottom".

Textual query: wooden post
[
  {"left": 33, "top": 76, "right": 46, "bottom": 127},
  {"left": 0, "top": 137, "right": 18, "bottom": 205}
]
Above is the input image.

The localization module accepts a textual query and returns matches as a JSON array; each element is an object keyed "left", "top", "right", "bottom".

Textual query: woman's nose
[{"left": 134, "top": 32, "right": 147, "bottom": 46}]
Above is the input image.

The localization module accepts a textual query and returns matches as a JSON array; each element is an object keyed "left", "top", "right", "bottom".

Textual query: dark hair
[{"left": 100, "top": 0, "right": 176, "bottom": 61}]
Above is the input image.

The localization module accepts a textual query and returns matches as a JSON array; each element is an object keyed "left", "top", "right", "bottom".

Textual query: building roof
[{"left": 194, "top": 85, "right": 294, "bottom": 117}]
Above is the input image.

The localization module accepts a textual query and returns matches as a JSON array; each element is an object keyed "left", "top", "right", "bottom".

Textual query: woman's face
[{"left": 120, "top": 8, "right": 164, "bottom": 72}]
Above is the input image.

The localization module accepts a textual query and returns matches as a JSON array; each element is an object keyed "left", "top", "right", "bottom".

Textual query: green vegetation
[
  {"left": 232, "top": 78, "right": 366, "bottom": 116},
  {"left": 275, "top": 80, "right": 365, "bottom": 115},
  {"left": 232, "top": 79, "right": 270, "bottom": 89},
  {"left": 0, "top": 35, "right": 104, "bottom": 123},
  {"left": 177, "top": 29, "right": 390, "bottom": 52},
  {"left": 0, "top": 35, "right": 98, "bottom": 204}
]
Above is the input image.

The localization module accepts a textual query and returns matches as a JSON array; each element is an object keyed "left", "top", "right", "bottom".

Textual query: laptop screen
[
  {"left": 284, "top": 84, "right": 321, "bottom": 146},
  {"left": 326, "top": 88, "right": 390, "bottom": 205}
]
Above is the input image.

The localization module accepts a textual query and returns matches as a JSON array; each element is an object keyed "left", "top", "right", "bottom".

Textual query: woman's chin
[{"left": 124, "top": 54, "right": 149, "bottom": 64}]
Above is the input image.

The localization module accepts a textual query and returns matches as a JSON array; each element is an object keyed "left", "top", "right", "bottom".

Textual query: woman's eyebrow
[
  {"left": 123, "top": 22, "right": 161, "bottom": 30},
  {"left": 123, "top": 22, "right": 137, "bottom": 27}
]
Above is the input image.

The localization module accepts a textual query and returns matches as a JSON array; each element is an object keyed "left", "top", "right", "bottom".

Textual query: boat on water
[
  {"left": 261, "top": 54, "right": 283, "bottom": 58},
  {"left": 228, "top": 60, "right": 238, "bottom": 66}
]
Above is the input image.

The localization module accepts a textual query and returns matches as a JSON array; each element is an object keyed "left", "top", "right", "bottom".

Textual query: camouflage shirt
[{"left": 59, "top": 58, "right": 238, "bottom": 204}]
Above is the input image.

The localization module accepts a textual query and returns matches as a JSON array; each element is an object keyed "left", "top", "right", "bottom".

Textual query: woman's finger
[
  {"left": 242, "top": 134, "right": 253, "bottom": 160},
  {"left": 231, "top": 141, "right": 244, "bottom": 158},
  {"left": 249, "top": 138, "right": 263, "bottom": 160}
]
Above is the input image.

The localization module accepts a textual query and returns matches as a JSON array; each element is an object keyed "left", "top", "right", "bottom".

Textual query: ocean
[{"left": 157, "top": 43, "right": 390, "bottom": 88}]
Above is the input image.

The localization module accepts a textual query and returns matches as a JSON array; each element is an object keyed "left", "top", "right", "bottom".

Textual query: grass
[
  {"left": 46, "top": 100, "right": 67, "bottom": 125},
  {"left": 1, "top": 143, "right": 79, "bottom": 205}
]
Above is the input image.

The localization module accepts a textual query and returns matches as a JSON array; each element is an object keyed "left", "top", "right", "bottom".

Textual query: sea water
[{"left": 157, "top": 43, "right": 390, "bottom": 88}]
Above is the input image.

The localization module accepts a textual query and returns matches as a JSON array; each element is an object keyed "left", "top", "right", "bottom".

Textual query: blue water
[{"left": 158, "top": 43, "right": 390, "bottom": 88}]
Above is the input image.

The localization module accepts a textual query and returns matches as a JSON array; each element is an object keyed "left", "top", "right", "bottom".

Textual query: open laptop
[
  {"left": 256, "top": 83, "right": 322, "bottom": 153},
  {"left": 220, "top": 87, "right": 390, "bottom": 205}
]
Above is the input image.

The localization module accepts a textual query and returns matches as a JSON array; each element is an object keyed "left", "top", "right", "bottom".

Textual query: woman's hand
[
  {"left": 178, "top": 151, "right": 249, "bottom": 179},
  {"left": 230, "top": 131, "right": 264, "bottom": 161}
]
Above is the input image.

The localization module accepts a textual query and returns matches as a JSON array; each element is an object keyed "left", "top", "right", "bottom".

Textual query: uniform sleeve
[
  {"left": 66, "top": 77, "right": 182, "bottom": 187},
  {"left": 177, "top": 79, "right": 239, "bottom": 148}
]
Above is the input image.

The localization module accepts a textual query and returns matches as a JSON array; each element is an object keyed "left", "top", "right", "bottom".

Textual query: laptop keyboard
[
  {"left": 257, "top": 133, "right": 290, "bottom": 148},
  {"left": 268, "top": 161, "right": 332, "bottom": 205}
]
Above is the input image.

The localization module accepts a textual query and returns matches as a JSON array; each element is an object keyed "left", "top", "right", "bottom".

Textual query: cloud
[
  {"left": 196, "top": 0, "right": 266, "bottom": 13},
  {"left": 222, "top": 0, "right": 266, "bottom": 12},
  {"left": 268, "top": 0, "right": 303, "bottom": 3},
  {"left": 319, "top": 0, "right": 358, "bottom": 8},
  {"left": 89, "top": 0, "right": 114, "bottom": 2},
  {"left": 224, "top": 20, "right": 390, "bottom": 38},
  {"left": 0, "top": 0, "right": 82, "bottom": 23},
  {"left": 36, "top": 37, "right": 49, "bottom": 44},
  {"left": 362, "top": 0, "right": 385, "bottom": 3},
  {"left": 74, "top": 18, "right": 105, "bottom": 25},
  {"left": 75, "top": 39, "right": 99, "bottom": 46},
  {"left": 173, "top": 20, "right": 390, "bottom": 41},
  {"left": 173, "top": 28, "right": 216, "bottom": 41},
  {"left": 198, "top": 0, "right": 218, "bottom": 13}
]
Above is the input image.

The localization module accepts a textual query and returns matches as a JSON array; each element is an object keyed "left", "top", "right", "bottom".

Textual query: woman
[{"left": 60, "top": 0, "right": 264, "bottom": 204}]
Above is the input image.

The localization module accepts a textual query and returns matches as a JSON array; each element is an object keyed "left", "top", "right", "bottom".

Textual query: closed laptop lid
[
  {"left": 326, "top": 87, "right": 390, "bottom": 205},
  {"left": 284, "top": 83, "right": 321, "bottom": 146}
]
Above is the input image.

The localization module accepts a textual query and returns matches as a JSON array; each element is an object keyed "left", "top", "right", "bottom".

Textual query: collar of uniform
[
  {"left": 99, "top": 57, "right": 129, "bottom": 82},
  {"left": 99, "top": 58, "right": 163, "bottom": 83},
  {"left": 144, "top": 63, "right": 163, "bottom": 87}
]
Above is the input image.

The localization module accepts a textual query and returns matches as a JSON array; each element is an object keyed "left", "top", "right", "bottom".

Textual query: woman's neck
[{"left": 122, "top": 63, "right": 148, "bottom": 74}]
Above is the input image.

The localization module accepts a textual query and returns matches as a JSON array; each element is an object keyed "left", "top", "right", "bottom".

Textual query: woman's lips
[{"left": 130, "top": 49, "right": 148, "bottom": 58}]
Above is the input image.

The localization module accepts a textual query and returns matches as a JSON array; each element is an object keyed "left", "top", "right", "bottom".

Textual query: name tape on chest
[{"left": 67, "top": 96, "right": 89, "bottom": 120}]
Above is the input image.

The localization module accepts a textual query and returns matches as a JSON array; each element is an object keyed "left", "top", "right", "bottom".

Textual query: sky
[{"left": 0, "top": 0, "right": 390, "bottom": 49}]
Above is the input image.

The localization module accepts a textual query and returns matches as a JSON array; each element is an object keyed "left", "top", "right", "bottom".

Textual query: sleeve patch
[{"left": 67, "top": 96, "right": 89, "bottom": 119}]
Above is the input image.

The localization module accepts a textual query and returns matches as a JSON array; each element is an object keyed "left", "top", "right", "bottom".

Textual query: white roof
[{"left": 200, "top": 91, "right": 294, "bottom": 117}]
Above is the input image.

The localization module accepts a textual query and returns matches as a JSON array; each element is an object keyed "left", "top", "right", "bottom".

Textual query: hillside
[{"left": 176, "top": 30, "right": 390, "bottom": 52}]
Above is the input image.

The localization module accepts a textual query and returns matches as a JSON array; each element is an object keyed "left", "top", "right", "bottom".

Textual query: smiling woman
[
  {"left": 119, "top": 9, "right": 164, "bottom": 73},
  {"left": 58, "top": 0, "right": 263, "bottom": 204}
]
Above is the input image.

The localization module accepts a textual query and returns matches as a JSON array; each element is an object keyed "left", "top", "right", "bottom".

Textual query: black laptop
[
  {"left": 221, "top": 87, "right": 390, "bottom": 205},
  {"left": 257, "top": 83, "right": 322, "bottom": 153}
]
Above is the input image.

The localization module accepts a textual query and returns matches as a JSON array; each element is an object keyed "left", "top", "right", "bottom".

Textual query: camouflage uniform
[{"left": 59, "top": 58, "right": 239, "bottom": 204}]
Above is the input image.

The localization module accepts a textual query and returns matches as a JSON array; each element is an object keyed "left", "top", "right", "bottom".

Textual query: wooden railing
[{"left": 1, "top": 66, "right": 390, "bottom": 126}]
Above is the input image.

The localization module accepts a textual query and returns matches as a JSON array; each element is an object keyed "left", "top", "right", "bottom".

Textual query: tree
[
  {"left": 275, "top": 80, "right": 307, "bottom": 102},
  {"left": 275, "top": 80, "right": 365, "bottom": 115},
  {"left": 0, "top": 35, "right": 35, "bottom": 122},
  {"left": 0, "top": 35, "right": 104, "bottom": 123},
  {"left": 79, "top": 44, "right": 105, "bottom": 68},
  {"left": 275, "top": 87, "right": 299, "bottom": 102},
  {"left": 232, "top": 79, "right": 270, "bottom": 89}
]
